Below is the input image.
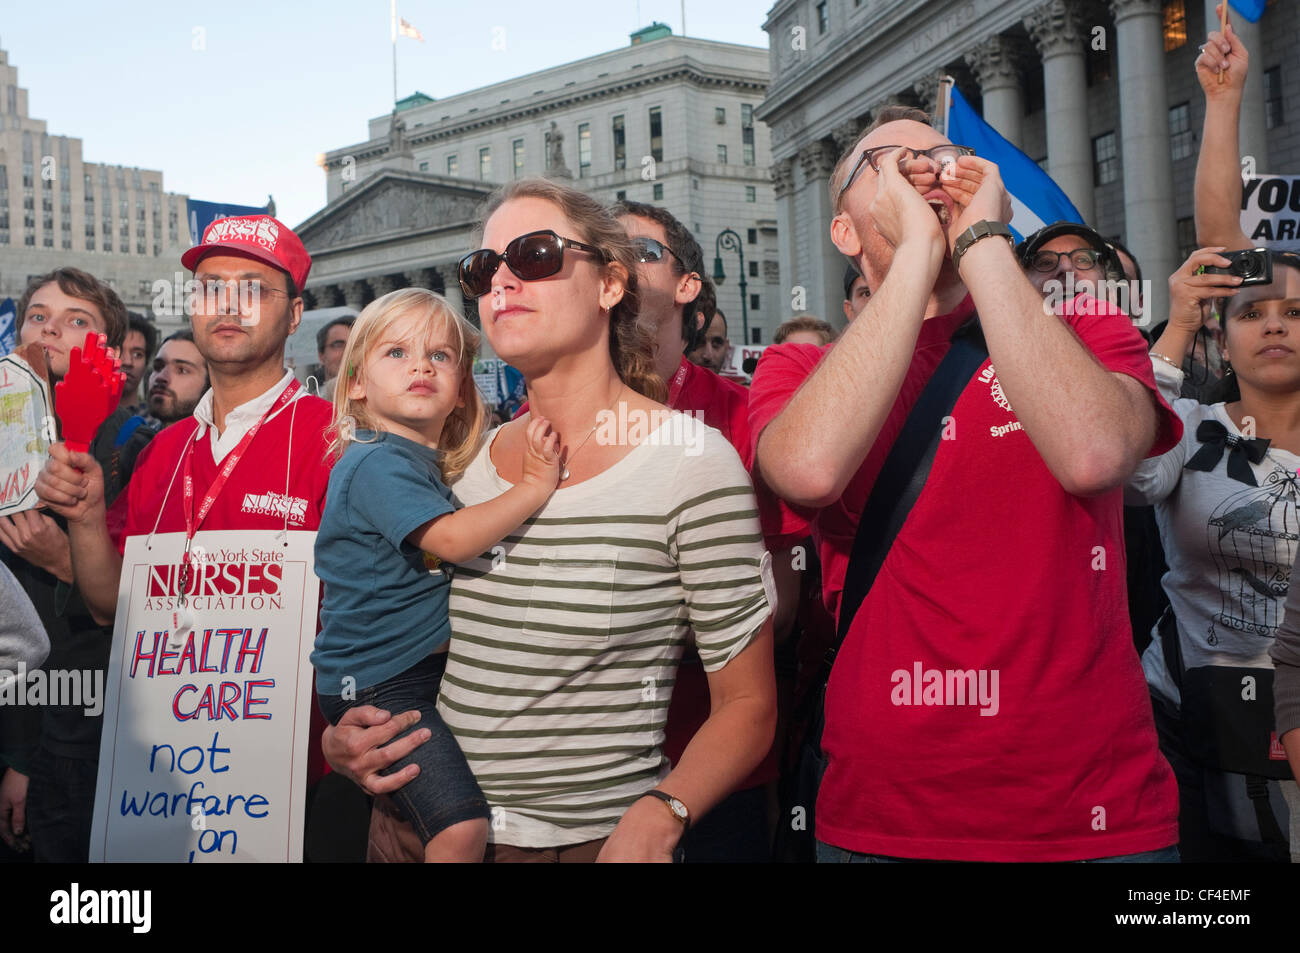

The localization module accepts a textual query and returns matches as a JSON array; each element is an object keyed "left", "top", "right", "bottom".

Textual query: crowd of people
[{"left": 0, "top": 13, "right": 1297, "bottom": 864}]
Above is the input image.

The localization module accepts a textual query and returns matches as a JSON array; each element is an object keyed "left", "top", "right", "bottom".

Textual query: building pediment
[{"left": 296, "top": 170, "right": 492, "bottom": 253}]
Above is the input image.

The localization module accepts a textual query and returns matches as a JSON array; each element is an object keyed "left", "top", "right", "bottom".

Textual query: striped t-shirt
[{"left": 438, "top": 415, "right": 774, "bottom": 848}]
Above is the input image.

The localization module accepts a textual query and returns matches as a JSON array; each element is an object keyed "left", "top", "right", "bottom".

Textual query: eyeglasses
[
  {"left": 630, "top": 236, "right": 686, "bottom": 269},
  {"left": 189, "top": 278, "right": 293, "bottom": 313},
  {"left": 837, "top": 144, "right": 976, "bottom": 204},
  {"left": 458, "top": 229, "right": 605, "bottom": 298},
  {"left": 1027, "top": 249, "right": 1104, "bottom": 274}
]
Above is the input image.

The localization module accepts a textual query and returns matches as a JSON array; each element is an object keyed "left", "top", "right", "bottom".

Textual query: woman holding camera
[{"left": 1123, "top": 6, "right": 1300, "bottom": 864}]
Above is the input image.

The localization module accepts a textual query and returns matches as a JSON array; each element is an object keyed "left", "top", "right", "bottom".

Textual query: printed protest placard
[
  {"left": 0, "top": 343, "right": 53, "bottom": 517},
  {"left": 1241, "top": 173, "right": 1300, "bottom": 252},
  {"left": 90, "top": 530, "right": 318, "bottom": 862},
  {"left": 721, "top": 343, "right": 766, "bottom": 382}
]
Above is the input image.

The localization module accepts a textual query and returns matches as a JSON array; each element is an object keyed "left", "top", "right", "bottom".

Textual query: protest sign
[
  {"left": 720, "top": 343, "right": 766, "bottom": 381},
  {"left": 472, "top": 358, "right": 526, "bottom": 409},
  {"left": 0, "top": 343, "right": 53, "bottom": 517},
  {"left": 1241, "top": 174, "right": 1300, "bottom": 252},
  {"left": 90, "top": 530, "right": 318, "bottom": 862}
]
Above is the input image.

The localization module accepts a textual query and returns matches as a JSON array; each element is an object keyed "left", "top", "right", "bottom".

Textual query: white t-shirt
[
  {"left": 438, "top": 414, "right": 775, "bottom": 847},
  {"left": 1125, "top": 359, "right": 1300, "bottom": 706}
]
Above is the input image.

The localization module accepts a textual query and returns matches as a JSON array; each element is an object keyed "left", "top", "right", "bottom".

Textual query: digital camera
[{"left": 1201, "top": 247, "right": 1274, "bottom": 287}]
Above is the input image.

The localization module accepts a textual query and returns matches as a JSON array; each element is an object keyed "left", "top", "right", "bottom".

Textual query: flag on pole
[
  {"left": 0, "top": 298, "right": 15, "bottom": 356},
  {"left": 1228, "top": 0, "right": 1266, "bottom": 23},
  {"left": 398, "top": 17, "right": 424, "bottom": 41},
  {"left": 943, "top": 83, "right": 1084, "bottom": 242}
]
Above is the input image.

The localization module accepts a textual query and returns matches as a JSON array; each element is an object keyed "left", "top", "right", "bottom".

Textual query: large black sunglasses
[
  {"left": 458, "top": 229, "right": 605, "bottom": 298},
  {"left": 837, "top": 144, "right": 975, "bottom": 205}
]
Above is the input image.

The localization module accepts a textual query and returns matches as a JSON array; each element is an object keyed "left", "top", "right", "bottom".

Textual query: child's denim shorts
[{"left": 318, "top": 651, "right": 490, "bottom": 844}]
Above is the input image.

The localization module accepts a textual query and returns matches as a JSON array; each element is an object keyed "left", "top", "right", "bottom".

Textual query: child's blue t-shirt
[{"left": 312, "top": 430, "right": 457, "bottom": 694}]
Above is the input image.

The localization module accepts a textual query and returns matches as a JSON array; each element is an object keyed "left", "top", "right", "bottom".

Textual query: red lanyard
[
  {"left": 667, "top": 358, "right": 689, "bottom": 409},
  {"left": 177, "top": 378, "right": 299, "bottom": 599}
]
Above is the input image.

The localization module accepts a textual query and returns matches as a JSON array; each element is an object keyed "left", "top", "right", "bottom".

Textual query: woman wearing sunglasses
[{"left": 323, "top": 177, "right": 776, "bottom": 863}]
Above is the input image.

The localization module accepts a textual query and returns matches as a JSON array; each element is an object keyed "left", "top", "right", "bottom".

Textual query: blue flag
[
  {"left": 0, "top": 298, "right": 15, "bottom": 356},
  {"left": 186, "top": 199, "right": 273, "bottom": 246},
  {"left": 945, "top": 85, "right": 1084, "bottom": 242},
  {"left": 1228, "top": 0, "right": 1265, "bottom": 23}
]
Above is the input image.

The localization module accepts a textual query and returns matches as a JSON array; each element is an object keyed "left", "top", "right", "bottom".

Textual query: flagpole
[
  {"left": 936, "top": 75, "right": 954, "bottom": 138},
  {"left": 391, "top": 0, "right": 398, "bottom": 107}
]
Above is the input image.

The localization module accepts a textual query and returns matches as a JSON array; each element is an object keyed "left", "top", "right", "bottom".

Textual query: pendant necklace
[{"left": 560, "top": 384, "right": 625, "bottom": 482}]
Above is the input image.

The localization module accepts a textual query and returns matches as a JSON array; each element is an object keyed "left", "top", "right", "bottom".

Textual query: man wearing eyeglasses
[
  {"left": 750, "top": 105, "right": 1183, "bottom": 863},
  {"left": 1016, "top": 221, "right": 1127, "bottom": 302}
]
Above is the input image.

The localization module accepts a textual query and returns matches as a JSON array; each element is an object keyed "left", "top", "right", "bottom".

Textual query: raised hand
[
  {"left": 942, "top": 155, "right": 1013, "bottom": 258},
  {"left": 1168, "top": 247, "right": 1243, "bottom": 332},
  {"left": 868, "top": 147, "right": 944, "bottom": 257},
  {"left": 1197, "top": 5, "right": 1248, "bottom": 98}
]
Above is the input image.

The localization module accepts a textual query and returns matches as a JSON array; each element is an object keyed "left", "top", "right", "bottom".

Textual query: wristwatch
[
  {"left": 951, "top": 220, "right": 1015, "bottom": 273},
  {"left": 641, "top": 789, "right": 691, "bottom": 831}
]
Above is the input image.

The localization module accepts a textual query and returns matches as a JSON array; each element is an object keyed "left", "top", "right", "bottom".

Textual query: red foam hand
[{"left": 54, "top": 331, "right": 123, "bottom": 453}]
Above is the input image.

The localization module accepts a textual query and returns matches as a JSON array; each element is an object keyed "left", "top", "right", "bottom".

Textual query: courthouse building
[
  {"left": 0, "top": 44, "right": 192, "bottom": 313},
  {"left": 305, "top": 25, "right": 784, "bottom": 344},
  {"left": 758, "top": 0, "right": 1296, "bottom": 324}
]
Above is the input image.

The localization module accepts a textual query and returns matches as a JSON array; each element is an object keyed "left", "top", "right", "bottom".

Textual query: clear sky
[{"left": 3, "top": 1, "right": 773, "bottom": 229}]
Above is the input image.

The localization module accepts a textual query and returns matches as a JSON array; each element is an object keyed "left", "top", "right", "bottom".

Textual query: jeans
[
  {"left": 27, "top": 749, "right": 98, "bottom": 863},
  {"left": 679, "top": 785, "right": 771, "bottom": 863},
  {"left": 318, "top": 652, "right": 488, "bottom": 845},
  {"left": 816, "top": 841, "right": 1180, "bottom": 863}
]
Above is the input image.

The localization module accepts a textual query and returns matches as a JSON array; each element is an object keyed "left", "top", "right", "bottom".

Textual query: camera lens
[{"left": 1231, "top": 253, "right": 1262, "bottom": 279}]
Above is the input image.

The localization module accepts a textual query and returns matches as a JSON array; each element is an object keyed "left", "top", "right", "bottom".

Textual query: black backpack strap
[
  {"left": 1245, "top": 776, "right": 1288, "bottom": 846},
  {"left": 1158, "top": 604, "right": 1184, "bottom": 689},
  {"left": 832, "top": 318, "right": 989, "bottom": 652}
]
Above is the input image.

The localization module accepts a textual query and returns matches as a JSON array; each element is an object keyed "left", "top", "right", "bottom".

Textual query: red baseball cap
[{"left": 182, "top": 214, "right": 312, "bottom": 292}]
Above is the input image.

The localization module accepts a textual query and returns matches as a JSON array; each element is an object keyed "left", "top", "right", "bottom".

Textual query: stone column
[
  {"left": 772, "top": 158, "right": 798, "bottom": 325},
  {"left": 369, "top": 274, "right": 400, "bottom": 299},
  {"left": 799, "top": 140, "right": 844, "bottom": 327},
  {"left": 432, "top": 265, "right": 464, "bottom": 318},
  {"left": 911, "top": 72, "right": 943, "bottom": 117},
  {"left": 316, "top": 284, "right": 344, "bottom": 307},
  {"left": 1112, "top": 0, "right": 1178, "bottom": 325},
  {"left": 1026, "top": 0, "right": 1095, "bottom": 222},
  {"left": 1203, "top": 0, "right": 1268, "bottom": 169},
  {"left": 965, "top": 35, "right": 1025, "bottom": 148},
  {"left": 341, "top": 279, "right": 368, "bottom": 312},
  {"left": 404, "top": 267, "right": 437, "bottom": 291}
]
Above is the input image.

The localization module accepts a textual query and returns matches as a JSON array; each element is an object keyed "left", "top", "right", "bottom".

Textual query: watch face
[{"left": 669, "top": 799, "right": 688, "bottom": 819}]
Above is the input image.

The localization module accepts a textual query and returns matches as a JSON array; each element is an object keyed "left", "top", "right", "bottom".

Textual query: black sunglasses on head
[{"left": 458, "top": 229, "right": 605, "bottom": 298}]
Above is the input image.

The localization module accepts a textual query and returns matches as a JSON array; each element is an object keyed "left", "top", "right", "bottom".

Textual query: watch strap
[
  {"left": 952, "top": 220, "right": 1014, "bottom": 273},
  {"left": 640, "top": 789, "right": 691, "bottom": 830}
]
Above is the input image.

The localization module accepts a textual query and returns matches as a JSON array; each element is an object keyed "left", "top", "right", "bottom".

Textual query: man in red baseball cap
[{"left": 35, "top": 215, "right": 350, "bottom": 860}]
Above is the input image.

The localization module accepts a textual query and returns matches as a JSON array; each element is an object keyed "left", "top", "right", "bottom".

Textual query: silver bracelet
[{"left": 1151, "top": 351, "right": 1182, "bottom": 370}]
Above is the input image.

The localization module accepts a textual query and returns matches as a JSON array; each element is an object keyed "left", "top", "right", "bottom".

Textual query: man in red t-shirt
[
  {"left": 34, "top": 215, "right": 349, "bottom": 857},
  {"left": 750, "top": 106, "right": 1183, "bottom": 862}
]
